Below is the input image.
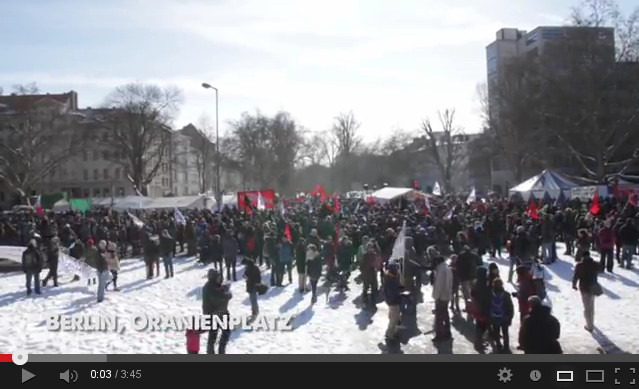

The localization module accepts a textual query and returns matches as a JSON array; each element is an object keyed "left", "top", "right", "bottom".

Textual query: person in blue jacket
[{"left": 279, "top": 235, "right": 294, "bottom": 286}]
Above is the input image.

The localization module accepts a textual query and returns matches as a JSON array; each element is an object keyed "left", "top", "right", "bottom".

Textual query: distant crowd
[{"left": 1, "top": 192, "right": 638, "bottom": 354}]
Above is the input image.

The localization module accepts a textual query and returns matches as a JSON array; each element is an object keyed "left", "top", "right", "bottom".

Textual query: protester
[
  {"left": 383, "top": 261, "right": 401, "bottom": 344},
  {"left": 279, "top": 235, "right": 294, "bottom": 286},
  {"left": 22, "top": 239, "right": 43, "bottom": 295},
  {"left": 222, "top": 231, "right": 239, "bottom": 282},
  {"left": 96, "top": 240, "right": 109, "bottom": 303},
  {"left": 105, "top": 240, "right": 120, "bottom": 291},
  {"left": 306, "top": 244, "right": 323, "bottom": 304},
  {"left": 489, "top": 278, "right": 514, "bottom": 354},
  {"left": 432, "top": 255, "right": 453, "bottom": 342},
  {"left": 202, "top": 269, "right": 232, "bottom": 354},
  {"left": 598, "top": 220, "right": 615, "bottom": 272},
  {"left": 572, "top": 250, "right": 600, "bottom": 332},
  {"left": 619, "top": 218, "right": 638, "bottom": 269},
  {"left": 243, "top": 257, "right": 261, "bottom": 317},
  {"left": 520, "top": 296, "right": 562, "bottom": 354},
  {"left": 41, "top": 236, "right": 60, "bottom": 287},
  {"left": 471, "top": 266, "right": 492, "bottom": 353},
  {"left": 160, "top": 229, "right": 175, "bottom": 278},
  {"left": 295, "top": 238, "right": 307, "bottom": 293}
]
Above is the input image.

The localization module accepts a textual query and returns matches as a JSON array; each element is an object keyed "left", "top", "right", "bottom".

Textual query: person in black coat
[
  {"left": 22, "top": 239, "right": 43, "bottom": 295},
  {"left": 520, "top": 296, "right": 562, "bottom": 354},
  {"left": 243, "top": 257, "right": 261, "bottom": 316},
  {"left": 471, "top": 266, "right": 491, "bottom": 352},
  {"left": 202, "top": 269, "right": 233, "bottom": 354},
  {"left": 384, "top": 261, "right": 402, "bottom": 343}
]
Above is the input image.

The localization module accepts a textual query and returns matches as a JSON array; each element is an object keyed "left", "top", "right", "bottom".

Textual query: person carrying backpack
[{"left": 489, "top": 278, "right": 514, "bottom": 354}]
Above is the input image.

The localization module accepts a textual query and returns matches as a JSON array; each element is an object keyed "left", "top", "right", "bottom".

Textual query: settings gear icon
[{"left": 498, "top": 368, "right": 513, "bottom": 383}]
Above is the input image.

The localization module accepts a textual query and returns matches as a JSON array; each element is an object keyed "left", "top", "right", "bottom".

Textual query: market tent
[
  {"left": 111, "top": 196, "right": 153, "bottom": 210},
  {"left": 90, "top": 196, "right": 152, "bottom": 210},
  {"left": 142, "top": 195, "right": 214, "bottom": 210},
  {"left": 371, "top": 187, "right": 419, "bottom": 203},
  {"left": 509, "top": 169, "right": 577, "bottom": 201}
]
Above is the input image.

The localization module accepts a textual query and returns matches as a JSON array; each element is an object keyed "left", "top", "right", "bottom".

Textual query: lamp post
[{"left": 201, "top": 82, "right": 221, "bottom": 210}]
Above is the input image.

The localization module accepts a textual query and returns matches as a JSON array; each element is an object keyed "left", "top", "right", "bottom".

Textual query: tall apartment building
[{"left": 485, "top": 26, "right": 616, "bottom": 193}]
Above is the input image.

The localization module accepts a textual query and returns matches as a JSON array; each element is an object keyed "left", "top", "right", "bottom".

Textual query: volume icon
[{"left": 60, "top": 369, "right": 78, "bottom": 383}]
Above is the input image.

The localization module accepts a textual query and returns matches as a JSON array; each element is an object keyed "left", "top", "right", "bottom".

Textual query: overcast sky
[{"left": 0, "top": 0, "right": 635, "bottom": 139}]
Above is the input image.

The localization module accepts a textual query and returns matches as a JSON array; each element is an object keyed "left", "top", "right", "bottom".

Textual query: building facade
[
  {"left": 0, "top": 91, "right": 242, "bottom": 210},
  {"left": 485, "top": 26, "right": 616, "bottom": 193}
]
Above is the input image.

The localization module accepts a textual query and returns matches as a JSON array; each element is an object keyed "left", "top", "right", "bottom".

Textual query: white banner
[
  {"left": 0, "top": 246, "right": 96, "bottom": 280},
  {"left": 570, "top": 186, "right": 607, "bottom": 201}
]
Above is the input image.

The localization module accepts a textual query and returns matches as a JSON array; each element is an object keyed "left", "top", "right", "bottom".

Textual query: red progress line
[{"left": 0, "top": 354, "right": 12, "bottom": 362}]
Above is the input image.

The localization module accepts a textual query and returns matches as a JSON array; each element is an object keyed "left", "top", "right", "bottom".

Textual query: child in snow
[{"left": 186, "top": 329, "right": 206, "bottom": 354}]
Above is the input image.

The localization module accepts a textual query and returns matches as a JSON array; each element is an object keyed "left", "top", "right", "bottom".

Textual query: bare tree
[
  {"left": 571, "top": 0, "right": 639, "bottom": 61},
  {"left": 531, "top": 0, "right": 639, "bottom": 183},
  {"left": 192, "top": 116, "right": 216, "bottom": 194},
  {"left": 421, "top": 109, "right": 466, "bottom": 193},
  {"left": 0, "top": 98, "right": 82, "bottom": 202},
  {"left": 12, "top": 82, "right": 40, "bottom": 95},
  {"left": 331, "top": 111, "right": 361, "bottom": 190},
  {"left": 100, "top": 83, "right": 183, "bottom": 195}
]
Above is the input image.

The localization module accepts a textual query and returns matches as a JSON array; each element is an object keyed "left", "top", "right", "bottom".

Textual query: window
[
  {"left": 115, "top": 168, "right": 121, "bottom": 179},
  {"left": 83, "top": 169, "right": 88, "bottom": 181},
  {"left": 118, "top": 187, "right": 125, "bottom": 197},
  {"left": 102, "top": 132, "right": 109, "bottom": 142},
  {"left": 93, "top": 150, "right": 99, "bottom": 161},
  {"left": 83, "top": 189, "right": 90, "bottom": 198},
  {"left": 103, "top": 188, "right": 110, "bottom": 197},
  {"left": 82, "top": 150, "right": 88, "bottom": 161},
  {"left": 103, "top": 168, "right": 109, "bottom": 179},
  {"left": 50, "top": 169, "right": 56, "bottom": 179},
  {"left": 93, "top": 188, "right": 101, "bottom": 197},
  {"left": 93, "top": 169, "right": 98, "bottom": 180},
  {"left": 103, "top": 150, "right": 110, "bottom": 160},
  {"left": 61, "top": 168, "right": 68, "bottom": 178}
]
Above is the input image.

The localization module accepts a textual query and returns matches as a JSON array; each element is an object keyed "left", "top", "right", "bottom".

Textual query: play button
[{"left": 22, "top": 369, "right": 35, "bottom": 383}]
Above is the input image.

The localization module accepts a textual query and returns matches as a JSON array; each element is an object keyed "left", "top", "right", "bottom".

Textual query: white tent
[
  {"left": 89, "top": 196, "right": 152, "bottom": 210},
  {"left": 142, "top": 195, "right": 214, "bottom": 210},
  {"left": 52, "top": 199, "right": 70, "bottom": 213},
  {"left": 509, "top": 169, "right": 577, "bottom": 201},
  {"left": 371, "top": 187, "right": 422, "bottom": 203}
]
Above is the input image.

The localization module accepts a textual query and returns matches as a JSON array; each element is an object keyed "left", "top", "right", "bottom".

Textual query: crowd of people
[{"left": 1, "top": 191, "right": 638, "bottom": 354}]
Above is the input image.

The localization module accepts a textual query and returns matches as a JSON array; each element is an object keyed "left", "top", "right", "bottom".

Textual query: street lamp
[{"left": 201, "top": 82, "right": 221, "bottom": 210}]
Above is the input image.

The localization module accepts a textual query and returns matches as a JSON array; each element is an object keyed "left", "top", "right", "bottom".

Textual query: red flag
[
  {"left": 284, "top": 223, "right": 292, "bottom": 241},
  {"left": 412, "top": 180, "right": 419, "bottom": 189},
  {"left": 629, "top": 193, "right": 637, "bottom": 207},
  {"left": 527, "top": 198, "right": 538, "bottom": 219},
  {"left": 590, "top": 190, "right": 600, "bottom": 215},
  {"left": 366, "top": 195, "right": 374, "bottom": 204},
  {"left": 334, "top": 196, "right": 340, "bottom": 212}
]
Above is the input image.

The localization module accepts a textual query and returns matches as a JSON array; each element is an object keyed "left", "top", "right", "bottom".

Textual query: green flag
[{"left": 69, "top": 198, "right": 92, "bottom": 212}]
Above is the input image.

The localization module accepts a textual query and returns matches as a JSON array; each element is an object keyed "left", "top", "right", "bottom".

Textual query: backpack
[
  {"left": 23, "top": 252, "right": 36, "bottom": 268},
  {"left": 490, "top": 293, "right": 505, "bottom": 324}
]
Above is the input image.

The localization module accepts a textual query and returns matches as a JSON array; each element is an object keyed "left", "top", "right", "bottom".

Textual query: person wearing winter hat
[
  {"left": 242, "top": 257, "right": 261, "bottom": 317},
  {"left": 383, "top": 260, "right": 402, "bottom": 345}
]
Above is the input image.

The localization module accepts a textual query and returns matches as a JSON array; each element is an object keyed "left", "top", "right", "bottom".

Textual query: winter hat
[
  {"left": 87, "top": 238, "right": 95, "bottom": 246},
  {"left": 98, "top": 240, "right": 107, "bottom": 250}
]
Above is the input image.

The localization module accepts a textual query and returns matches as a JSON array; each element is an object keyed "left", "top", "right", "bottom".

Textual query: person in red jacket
[{"left": 598, "top": 220, "right": 615, "bottom": 273}]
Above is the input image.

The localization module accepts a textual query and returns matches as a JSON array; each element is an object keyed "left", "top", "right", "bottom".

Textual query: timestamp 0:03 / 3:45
[{"left": 90, "top": 369, "right": 142, "bottom": 379}]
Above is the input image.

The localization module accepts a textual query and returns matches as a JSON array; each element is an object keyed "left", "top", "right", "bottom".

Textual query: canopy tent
[
  {"left": 90, "top": 196, "right": 152, "bottom": 210},
  {"left": 142, "top": 195, "right": 214, "bottom": 210},
  {"left": 371, "top": 187, "right": 428, "bottom": 203},
  {"left": 509, "top": 169, "right": 577, "bottom": 201},
  {"left": 211, "top": 193, "right": 238, "bottom": 209}
]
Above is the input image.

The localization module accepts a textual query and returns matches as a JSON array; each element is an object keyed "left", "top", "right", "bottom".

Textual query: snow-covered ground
[{"left": 0, "top": 244, "right": 637, "bottom": 354}]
